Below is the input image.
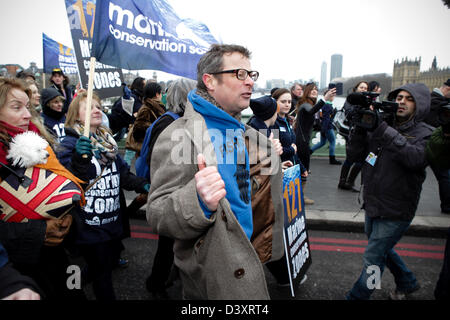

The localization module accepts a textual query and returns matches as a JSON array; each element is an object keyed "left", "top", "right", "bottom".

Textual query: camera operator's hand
[
  {"left": 384, "top": 113, "right": 396, "bottom": 128},
  {"left": 365, "top": 110, "right": 383, "bottom": 132},
  {"left": 324, "top": 88, "right": 336, "bottom": 102}
]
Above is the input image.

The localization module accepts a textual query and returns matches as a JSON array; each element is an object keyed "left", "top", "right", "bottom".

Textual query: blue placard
[
  {"left": 281, "top": 164, "right": 312, "bottom": 297},
  {"left": 43, "top": 33, "right": 78, "bottom": 74}
]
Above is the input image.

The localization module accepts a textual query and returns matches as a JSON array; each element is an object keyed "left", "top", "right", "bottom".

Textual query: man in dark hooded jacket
[{"left": 345, "top": 83, "right": 433, "bottom": 300}]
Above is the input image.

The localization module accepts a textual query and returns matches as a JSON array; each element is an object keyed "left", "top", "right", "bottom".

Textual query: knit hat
[
  {"left": 40, "top": 88, "right": 65, "bottom": 107},
  {"left": 249, "top": 95, "right": 278, "bottom": 121},
  {"left": 444, "top": 79, "right": 450, "bottom": 87}
]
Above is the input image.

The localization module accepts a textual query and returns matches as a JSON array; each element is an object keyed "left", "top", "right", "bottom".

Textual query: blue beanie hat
[{"left": 250, "top": 95, "right": 278, "bottom": 121}]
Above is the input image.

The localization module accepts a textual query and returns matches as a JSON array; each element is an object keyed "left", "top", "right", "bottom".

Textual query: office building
[
  {"left": 320, "top": 61, "right": 327, "bottom": 89},
  {"left": 330, "top": 54, "right": 343, "bottom": 82}
]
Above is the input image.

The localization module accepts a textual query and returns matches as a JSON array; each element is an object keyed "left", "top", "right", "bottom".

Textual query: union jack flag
[{"left": 0, "top": 166, "right": 82, "bottom": 222}]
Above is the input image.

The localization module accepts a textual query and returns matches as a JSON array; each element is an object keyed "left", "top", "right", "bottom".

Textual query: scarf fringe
[{"left": 73, "top": 123, "right": 118, "bottom": 166}]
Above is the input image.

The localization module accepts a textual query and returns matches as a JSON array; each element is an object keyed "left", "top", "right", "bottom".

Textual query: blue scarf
[{"left": 188, "top": 90, "right": 253, "bottom": 240}]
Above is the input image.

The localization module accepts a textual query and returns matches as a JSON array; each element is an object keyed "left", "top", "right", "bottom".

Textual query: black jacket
[
  {"left": 247, "top": 116, "right": 272, "bottom": 135},
  {"left": 425, "top": 89, "right": 450, "bottom": 128},
  {"left": 347, "top": 83, "right": 434, "bottom": 221},
  {"left": 275, "top": 116, "right": 297, "bottom": 163},
  {"left": 0, "top": 242, "right": 42, "bottom": 299},
  {"left": 108, "top": 91, "right": 143, "bottom": 134},
  {"left": 0, "top": 220, "right": 46, "bottom": 266},
  {"left": 295, "top": 99, "right": 325, "bottom": 144}
]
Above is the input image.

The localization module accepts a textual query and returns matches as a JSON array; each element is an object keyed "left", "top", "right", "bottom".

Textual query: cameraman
[
  {"left": 345, "top": 83, "right": 433, "bottom": 300},
  {"left": 426, "top": 103, "right": 450, "bottom": 300}
]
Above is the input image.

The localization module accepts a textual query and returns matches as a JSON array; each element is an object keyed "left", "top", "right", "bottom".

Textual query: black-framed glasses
[{"left": 211, "top": 69, "right": 259, "bottom": 81}]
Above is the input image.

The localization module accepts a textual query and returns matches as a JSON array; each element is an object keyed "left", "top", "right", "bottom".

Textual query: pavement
[
  {"left": 123, "top": 151, "right": 450, "bottom": 239},
  {"left": 304, "top": 156, "right": 450, "bottom": 238}
]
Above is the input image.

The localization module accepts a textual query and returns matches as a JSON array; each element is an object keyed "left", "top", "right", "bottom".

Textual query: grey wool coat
[{"left": 146, "top": 100, "right": 285, "bottom": 300}]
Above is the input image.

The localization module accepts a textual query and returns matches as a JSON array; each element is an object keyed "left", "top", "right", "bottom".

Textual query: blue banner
[
  {"left": 43, "top": 33, "right": 78, "bottom": 74},
  {"left": 91, "top": 0, "right": 220, "bottom": 79},
  {"left": 64, "top": 0, "right": 124, "bottom": 99},
  {"left": 282, "top": 165, "right": 312, "bottom": 297}
]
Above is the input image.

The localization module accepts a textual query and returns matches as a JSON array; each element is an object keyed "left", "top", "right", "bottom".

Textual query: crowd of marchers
[{"left": 0, "top": 45, "right": 449, "bottom": 301}]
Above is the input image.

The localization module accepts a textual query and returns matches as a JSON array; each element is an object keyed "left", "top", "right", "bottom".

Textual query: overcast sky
[{"left": 0, "top": 0, "right": 449, "bottom": 85}]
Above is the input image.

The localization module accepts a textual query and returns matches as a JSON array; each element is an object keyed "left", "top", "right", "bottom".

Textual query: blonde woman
[{"left": 57, "top": 92, "right": 149, "bottom": 300}]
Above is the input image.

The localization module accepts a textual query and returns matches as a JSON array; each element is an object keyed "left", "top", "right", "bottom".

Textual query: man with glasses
[
  {"left": 345, "top": 83, "right": 433, "bottom": 300},
  {"left": 147, "top": 44, "right": 284, "bottom": 299}
]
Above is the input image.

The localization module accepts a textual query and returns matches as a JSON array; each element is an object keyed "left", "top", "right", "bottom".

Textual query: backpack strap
[{"left": 135, "top": 112, "right": 180, "bottom": 179}]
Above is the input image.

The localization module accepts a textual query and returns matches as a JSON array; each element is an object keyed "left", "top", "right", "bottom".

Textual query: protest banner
[
  {"left": 43, "top": 33, "right": 78, "bottom": 75},
  {"left": 64, "top": 0, "right": 124, "bottom": 99},
  {"left": 282, "top": 165, "right": 312, "bottom": 297},
  {"left": 90, "top": 0, "right": 220, "bottom": 79}
]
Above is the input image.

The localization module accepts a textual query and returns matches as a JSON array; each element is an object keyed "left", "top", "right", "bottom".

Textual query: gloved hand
[
  {"left": 123, "top": 84, "right": 132, "bottom": 100},
  {"left": 75, "top": 136, "right": 93, "bottom": 158},
  {"left": 367, "top": 110, "right": 383, "bottom": 132},
  {"left": 44, "top": 215, "right": 73, "bottom": 246}
]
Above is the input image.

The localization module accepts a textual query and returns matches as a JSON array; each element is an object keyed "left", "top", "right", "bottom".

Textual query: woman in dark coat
[
  {"left": 294, "top": 83, "right": 335, "bottom": 204},
  {"left": 130, "top": 82, "right": 166, "bottom": 155},
  {"left": 272, "top": 88, "right": 307, "bottom": 174},
  {"left": 338, "top": 81, "right": 368, "bottom": 191}
]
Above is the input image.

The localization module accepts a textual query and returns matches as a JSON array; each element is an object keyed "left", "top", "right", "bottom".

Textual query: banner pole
[{"left": 84, "top": 57, "right": 96, "bottom": 138}]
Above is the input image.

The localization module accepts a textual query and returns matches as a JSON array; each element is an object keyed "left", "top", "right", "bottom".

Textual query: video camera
[{"left": 346, "top": 92, "right": 399, "bottom": 131}]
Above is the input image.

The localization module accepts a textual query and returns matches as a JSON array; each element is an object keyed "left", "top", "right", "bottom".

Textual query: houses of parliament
[{"left": 392, "top": 56, "right": 450, "bottom": 90}]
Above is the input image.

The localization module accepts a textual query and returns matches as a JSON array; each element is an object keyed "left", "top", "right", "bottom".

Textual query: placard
[{"left": 282, "top": 164, "right": 312, "bottom": 297}]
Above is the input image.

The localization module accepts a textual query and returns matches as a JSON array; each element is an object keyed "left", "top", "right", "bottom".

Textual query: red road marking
[
  {"left": 131, "top": 232, "right": 159, "bottom": 240},
  {"left": 309, "top": 237, "right": 445, "bottom": 252},
  {"left": 130, "top": 225, "right": 154, "bottom": 232},
  {"left": 310, "top": 244, "right": 444, "bottom": 260},
  {"left": 311, "top": 244, "right": 365, "bottom": 254},
  {"left": 130, "top": 225, "right": 445, "bottom": 260}
]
